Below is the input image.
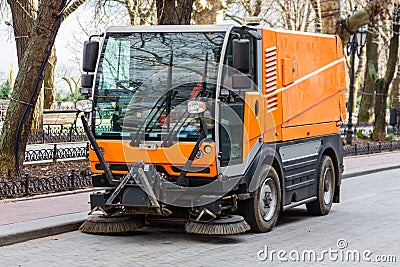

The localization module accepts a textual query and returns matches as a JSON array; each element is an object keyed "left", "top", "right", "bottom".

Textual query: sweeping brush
[
  {"left": 79, "top": 215, "right": 144, "bottom": 234},
  {"left": 185, "top": 215, "right": 250, "bottom": 235}
]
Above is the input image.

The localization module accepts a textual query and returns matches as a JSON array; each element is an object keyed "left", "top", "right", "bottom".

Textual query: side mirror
[
  {"left": 389, "top": 108, "right": 398, "bottom": 127},
  {"left": 82, "top": 41, "right": 99, "bottom": 72},
  {"left": 233, "top": 39, "right": 250, "bottom": 73},
  {"left": 75, "top": 99, "right": 93, "bottom": 113},
  {"left": 232, "top": 74, "right": 251, "bottom": 90},
  {"left": 80, "top": 73, "right": 94, "bottom": 95}
]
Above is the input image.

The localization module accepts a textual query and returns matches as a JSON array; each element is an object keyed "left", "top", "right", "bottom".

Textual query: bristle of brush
[
  {"left": 79, "top": 215, "right": 144, "bottom": 234},
  {"left": 185, "top": 220, "right": 250, "bottom": 235}
]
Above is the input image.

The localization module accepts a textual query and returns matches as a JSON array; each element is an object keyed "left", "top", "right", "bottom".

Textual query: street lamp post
[{"left": 346, "top": 25, "right": 368, "bottom": 145}]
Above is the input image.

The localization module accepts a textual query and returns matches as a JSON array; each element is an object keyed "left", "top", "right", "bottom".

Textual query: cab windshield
[{"left": 93, "top": 31, "right": 225, "bottom": 141}]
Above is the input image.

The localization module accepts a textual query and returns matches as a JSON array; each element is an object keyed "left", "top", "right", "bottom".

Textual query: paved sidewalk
[
  {"left": 343, "top": 151, "right": 400, "bottom": 178},
  {"left": 0, "top": 190, "right": 92, "bottom": 247},
  {"left": 0, "top": 191, "right": 90, "bottom": 226},
  {"left": 1, "top": 152, "right": 399, "bottom": 247}
]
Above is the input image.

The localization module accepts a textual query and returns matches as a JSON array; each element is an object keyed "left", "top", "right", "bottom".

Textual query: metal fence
[
  {"left": 25, "top": 143, "right": 89, "bottom": 162},
  {"left": 343, "top": 142, "right": 400, "bottom": 156},
  {"left": 0, "top": 170, "right": 92, "bottom": 199},
  {"left": 27, "top": 126, "right": 87, "bottom": 144}
]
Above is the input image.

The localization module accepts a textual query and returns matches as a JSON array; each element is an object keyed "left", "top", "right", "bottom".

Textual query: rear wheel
[
  {"left": 306, "top": 155, "right": 336, "bottom": 215},
  {"left": 238, "top": 165, "right": 281, "bottom": 232}
]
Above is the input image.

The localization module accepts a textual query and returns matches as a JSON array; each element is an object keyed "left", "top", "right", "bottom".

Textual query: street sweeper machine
[{"left": 76, "top": 24, "right": 347, "bottom": 235}]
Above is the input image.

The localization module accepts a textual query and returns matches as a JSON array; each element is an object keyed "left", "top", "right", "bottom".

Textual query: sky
[
  {"left": 0, "top": 4, "right": 105, "bottom": 90},
  {"left": 0, "top": 25, "right": 17, "bottom": 80}
]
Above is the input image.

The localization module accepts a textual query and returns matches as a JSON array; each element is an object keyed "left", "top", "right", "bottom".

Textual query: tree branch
[
  {"left": 336, "top": 0, "right": 393, "bottom": 43},
  {"left": 62, "top": 0, "right": 87, "bottom": 20}
]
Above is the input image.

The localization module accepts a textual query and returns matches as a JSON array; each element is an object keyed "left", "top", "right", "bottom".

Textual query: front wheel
[
  {"left": 306, "top": 155, "right": 336, "bottom": 215},
  {"left": 238, "top": 165, "right": 281, "bottom": 232}
]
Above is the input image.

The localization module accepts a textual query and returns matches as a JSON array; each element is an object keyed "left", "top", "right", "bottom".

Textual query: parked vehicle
[{"left": 77, "top": 23, "right": 346, "bottom": 235}]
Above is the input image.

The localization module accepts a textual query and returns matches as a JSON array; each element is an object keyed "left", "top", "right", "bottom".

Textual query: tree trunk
[
  {"left": 320, "top": 0, "right": 341, "bottom": 34},
  {"left": 44, "top": 46, "right": 57, "bottom": 109},
  {"left": 31, "top": 87, "right": 44, "bottom": 134},
  {"left": 32, "top": 45, "right": 57, "bottom": 134},
  {"left": 0, "top": 0, "right": 66, "bottom": 177},
  {"left": 391, "top": 66, "right": 400, "bottom": 109},
  {"left": 358, "top": 31, "right": 378, "bottom": 123},
  {"left": 156, "top": 0, "right": 194, "bottom": 25},
  {"left": 193, "top": 0, "right": 224, "bottom": 24},
  {"left": 6, "top": 0, "right": 36, "bottom": 65},
  {"left": 310, "top": 0, "right": 322, "bottom": 33},
  {"left": 372, "top": 6, "right": 400, "bottom": 140}
]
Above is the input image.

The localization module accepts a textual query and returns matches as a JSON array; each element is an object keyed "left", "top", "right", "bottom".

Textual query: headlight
[
  {"left": 196, "top": 150, "right": 204, "bottom": 159},
  {"left": 203, "top": 145, "right": 212, "bottom": 154},
  {"left": 75, "top": 99, "right": 93, "bottom": 113}
]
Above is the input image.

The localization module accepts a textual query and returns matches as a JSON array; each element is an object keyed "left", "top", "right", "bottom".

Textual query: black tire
[
  {"left": 238, "top": 165, "right": 281, "bottom": 232},
  {"left": 306, "top": 155, "right": 336, "bottom": 215}
]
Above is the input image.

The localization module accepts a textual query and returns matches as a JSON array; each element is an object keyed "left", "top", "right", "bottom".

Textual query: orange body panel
[
  {"left": 281, "top": 60, "right": 345, "bottom": 127},
  {"left": 281, "top": 122, "right": 340, "bottom": 141},
  {"left": 242, "top": 92, "right": 265, "bottom": 160},
  {"left": 90, "top": 140, "right": 218, "bottom": 177},
  {"left": 261, "top": 29, "right": 346, "bottom": 142},
  {"left": 261, "top": 30, "right": 282, "bottom": 142}
]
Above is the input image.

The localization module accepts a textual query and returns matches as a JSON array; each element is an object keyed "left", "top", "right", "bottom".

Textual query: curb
[
  {"left": 0, "top": 187, "right": 99, "bottom": 204},
  {"left": 343, "top": 162, "right": 400, "bottom": 179},
  {"left": 0, "top": 212, "right": 87, "bottom": 247}
]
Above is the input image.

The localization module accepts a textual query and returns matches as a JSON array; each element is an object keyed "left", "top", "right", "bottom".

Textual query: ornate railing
[
  {"left": 25, "top": 144, "right": 89, "bottom": 162},
  {"left": 27, "top": 126, "right": 87, "bottom": 144},
  {"left": 343, "top": 142, "right": 400, "bottom": 156},
  {"left": 0, "top": 170, "right": 92, "bottom": 199}
]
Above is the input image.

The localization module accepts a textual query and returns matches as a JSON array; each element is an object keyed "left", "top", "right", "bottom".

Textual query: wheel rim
[
  {"left": 259, "top": 178, "right": 277, "bottom": 221},
  {"left": 323, "top": 167, "right": 334, "bottom": 205}
]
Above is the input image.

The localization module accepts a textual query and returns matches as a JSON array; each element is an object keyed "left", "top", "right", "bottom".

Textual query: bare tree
[
  {"left": 92, "top": 0, "right": 156, "bottom": 26},
  {"left": 371, "top": 6, "right": 400, "bottom": 140},
  {"left": 156, "top": 0, "right": 194, "bottom": 24},
  {"left": 310, "top": 0, "right": 322, "bottom": 32},
  {"left": 225, "top": 0, "right": 315, "bottom": 31},
  {"left": 56, "top": 62, "right": 82, "bottom": 97},
  {"left": 390, "top": 64, "right": 400, "bottom": 109},
  {"left": 335, "top": 0, "right": 394, "bottom": 42},
  {"left": 192, "top": 0, "right": 226, "bottom": 24},
  {"left": 0, "top": 0, "right": 87, "bottom": 177},
  {"left": 358, "top": 29, "right": 378, "bottom": 123}
]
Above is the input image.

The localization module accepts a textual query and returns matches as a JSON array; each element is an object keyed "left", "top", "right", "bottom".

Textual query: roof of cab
[{"left": 106, "top": 24, "right": 235, "bottom": 33}]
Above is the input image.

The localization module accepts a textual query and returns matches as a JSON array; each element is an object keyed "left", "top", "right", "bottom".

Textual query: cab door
[{"left": 218, "top": 31, "right": 264, "bottom": 176}]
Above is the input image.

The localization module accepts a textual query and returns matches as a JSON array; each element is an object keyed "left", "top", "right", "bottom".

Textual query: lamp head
[{"left": 356, "top": 25, "right": 368, "bottom": 47}]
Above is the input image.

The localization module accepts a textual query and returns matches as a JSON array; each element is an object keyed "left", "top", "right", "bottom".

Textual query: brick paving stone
[{"left": 0, "top": 169, "right": 399, "bottom": 266}]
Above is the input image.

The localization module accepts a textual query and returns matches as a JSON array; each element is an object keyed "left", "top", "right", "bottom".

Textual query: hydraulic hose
[{"left": 81, "top": 115, "right": 114, "bottom": 183}]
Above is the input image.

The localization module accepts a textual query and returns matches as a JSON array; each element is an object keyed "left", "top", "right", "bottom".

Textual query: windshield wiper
[
  {"left": 130, "top": 52, "right": 174, "bottom": 146},
  {"left": 165, "top": 51, "right": 173, "bottom": 132},
  {"left": 200, "top": 52, "right": 208, "bottom": 97},
  {"left": 129, "top": 95, "right": 168, "bottom": 146},
  {"left": 145, "top": 90, "right": 178, "bottom": 133},
  {"left": 161, "top": 52, "right": 210, "bottom": 147}
]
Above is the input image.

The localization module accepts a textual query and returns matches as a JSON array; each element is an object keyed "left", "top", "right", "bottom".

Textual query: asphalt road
[{"left": 1, "top": 169, "right": 399, "bottom": 266}]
